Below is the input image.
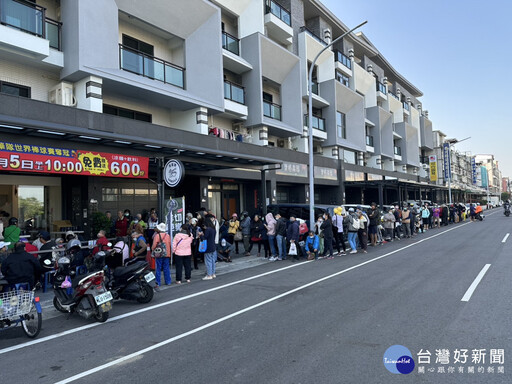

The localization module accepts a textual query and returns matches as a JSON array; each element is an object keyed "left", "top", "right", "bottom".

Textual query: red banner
[{"left": 0, "top": 142, "right": 149, "bottom": 178}]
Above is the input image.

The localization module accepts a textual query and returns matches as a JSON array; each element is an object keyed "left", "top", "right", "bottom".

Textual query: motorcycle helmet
[
  {"left": 93, "top": 251, "right": 106, "bottom": 270},
  {"left": 8, "top": 217, "right": 18, "bottom": 226},
  {"left": 66, "top": 239, "right": 81, "bottom": 252}
]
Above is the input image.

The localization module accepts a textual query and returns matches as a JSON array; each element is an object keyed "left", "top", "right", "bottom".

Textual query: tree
[
  {"left": 92, "top": 211, "right": 112, "bottom": 236},
  {"left": 18, "top": 196, "right": 44, "bottom": 222},
  {"left": 501, "top": 192, "right": 510, "bottom": 201}
]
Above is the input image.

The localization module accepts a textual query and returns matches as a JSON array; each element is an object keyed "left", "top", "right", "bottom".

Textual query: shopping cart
[{"left": 0, "top": 283, "right": 42, "bottom": 338}]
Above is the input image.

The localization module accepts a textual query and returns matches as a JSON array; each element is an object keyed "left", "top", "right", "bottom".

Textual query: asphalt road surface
[{"left": 1, "top": 209, "right": 511, "bottom": 383}]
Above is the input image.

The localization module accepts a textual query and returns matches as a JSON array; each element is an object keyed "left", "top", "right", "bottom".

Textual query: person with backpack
[
  {"left": 172, "top": 224, "right": 193, "bottom": 284},
  {"left": 151, "top": 223, "right": 171, "bottom": 286},
  {"left": 344, "top": 208, "right": 360, "bottom": 254}
]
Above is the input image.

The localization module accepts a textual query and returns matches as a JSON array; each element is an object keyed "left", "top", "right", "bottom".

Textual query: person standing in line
[
  {"left": 115, "top": 210, "right": 129, "bottom": 237},
  {"left": 409, "top": 205, "right": 417, "bottom": 236},
  {"left": 286, "top": 216, "right": 300, "bottom": 261},
  {"left": 332, "top": 207, "right": 346, "bottom": 256},
  {"left": 105, "top": 211, "right": 116, "bottom": 237},
  {"left": 368, "top": 203, "right": 380, "bottom": 247},
  {"left": 265, "top": 212, "right": 278, "bottom": 261},
  {"left": 198, "top": 215, "right": 217, "bottom": 280},
  {"left": 146, "top": 211, "right": 159, "bottom": 245},
  {"left": 240, "top": 211, "right": 251, "bottom": 256},
  {"left": 172, "top": 224, "right": 193, "bottom": 284},
  {"left": 420, "top": 204, "right": 430, "bottom": 232},
  {"left": 382, "top": 208, "right": 396, "bottom": 241},
  {"left": 393, "top": 206, "right": 402, "bottom": 241},
  {"left": 275, "top": 213, "right": 287, "bottom": 261},
  {"left": 433, "top": 205, "right": 441, "bottom": 228},
  {"left": 356, "top": 208, "right": 368, "bottom": 253},
  {"left": 227, "top": 213, "right": 240, "bottom": 254},
  {"left": 320, "top": 212, "right": 334, "bottom": 259},
  {"left": 152, "top": 223, "right": 172, "bottom": 286},
  {"left": 401, "top": 206, "right": 411, "bottom": 238},
  {"left": 189, "top": 218, "right": 201, "bottom": 270},
  {"left": 208, "top": 210, "right": 221, "bottom": 247},
  {"left": 248, "top": 214, "right": 265, "bottom": 257},
  {"left": 344, "top": 208, "right": 360, "bottom": 253}
]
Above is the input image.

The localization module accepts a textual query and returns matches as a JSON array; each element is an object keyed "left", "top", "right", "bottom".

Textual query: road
[{"left": 0, "top": 209, "right": 510, "bottom": 383}]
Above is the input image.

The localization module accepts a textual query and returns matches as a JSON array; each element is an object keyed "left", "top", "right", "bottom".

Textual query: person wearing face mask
[
  {"left": 130, "top": 230, "right": 147, "bottom": 262},
  {"left": 115, "top": 210, "right": 129, "bottom": 237},
  {"left": 129, "top": 213, "right": 146, "bottom": 234},
  {"left": 173, "top": 224, "right": 193, "bottom": 283},
  {"left": 401, "top": 206, "right": 412, "bottom": 238},
  {"left": 217, "top": 238, "right": 232, "bottom": 262},
  {"left": 320, "top": 213, "right": 334, "bottom": 259},
  {"left": 304, "top": 230, "right": 320, "bottom": 260}
]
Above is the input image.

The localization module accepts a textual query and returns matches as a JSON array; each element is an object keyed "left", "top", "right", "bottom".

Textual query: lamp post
[
  {"left": 308, "top": 20, "right": 367, "bottom": 226},
  {"left": 445, "top": 136, "right": 470, "bottom": 205}
]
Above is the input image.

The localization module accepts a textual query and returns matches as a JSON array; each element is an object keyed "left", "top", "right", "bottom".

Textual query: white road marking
[
  {"left": 461, "top": 264, "right": 491, "bottom": 302},
  {"left": 0, "top": 220, "right": 473, "bottom": 356},
  {"left": 54, "top": 222, "right": 473, "bottom": 383},
  {"left": 502, "top": 233, "right": 510, "bottom": 243}
]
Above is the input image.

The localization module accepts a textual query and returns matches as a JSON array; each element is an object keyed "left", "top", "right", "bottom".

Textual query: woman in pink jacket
[{"left": 172, "top": 224, "right": 194, "bottom": 284}]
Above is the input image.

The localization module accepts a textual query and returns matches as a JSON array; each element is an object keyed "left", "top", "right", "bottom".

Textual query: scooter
[
  {"left": 101, "top": 250, "right": 156, "bottom": 304},
  {"left": 504, "top": 204, "right": 510, "bottom": 217},
  {"left": 52, "top": 253, "right": 113, "bottom": 322}
]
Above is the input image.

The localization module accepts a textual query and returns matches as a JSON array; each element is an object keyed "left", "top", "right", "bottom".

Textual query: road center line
[
  {"left": 502, "top": 233, "right": 509, "bottom": 243},
  {"left": 53, "top": 222, "right": 474, "bottom": 383},
  {"left": 0, "top": 219, "right": 473, "bottom": 356},
  {"left": 461, "top": 264, "right": 491, "bottom": 302}
]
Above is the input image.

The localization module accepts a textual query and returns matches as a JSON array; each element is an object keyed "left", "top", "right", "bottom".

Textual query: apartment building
[
  {"left": 475, "top": 155, "right": 502, "bottom": 196},
  {"left": 0, "top": 0, "right": 444, "bottom": 234}
]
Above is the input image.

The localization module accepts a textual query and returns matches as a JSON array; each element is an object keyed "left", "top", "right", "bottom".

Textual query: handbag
[
  {"left": 152, "top": 233, "right": 168, "bottom": 258},
  {"left": 198, "top": 239, "right": 207, "bottom": 253},
  {"left": 234, "top": 231, "right": 243, "bottom": 242}
]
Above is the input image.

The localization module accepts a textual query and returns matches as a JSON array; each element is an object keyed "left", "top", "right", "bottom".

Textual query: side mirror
[{"left": 107, "top": 242, "right": 112, "bottom": 247}]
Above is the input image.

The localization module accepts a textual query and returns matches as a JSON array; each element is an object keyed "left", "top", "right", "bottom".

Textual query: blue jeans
[
  {"left": 268, "top": 235, "right": 277, "bottom": 256},
  {"left": 348, "top": 232, "right": 358, "bottom": 251},
  {"left": 204, "top": 251, "right": 217, "bottom": 276},
  {"left": 155, "top": 257, "right": 171, "bottom": 285},
  {"left": 276, "top": 235, "right": 286, "bottom": 259}
]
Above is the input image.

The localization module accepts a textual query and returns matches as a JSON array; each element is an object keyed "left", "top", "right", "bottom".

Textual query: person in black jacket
[
  {"left": 248, "top": 214, "right": 265, "bottom": 256},
  {"left": 275, "top": 214, "right": 287, "bottom": 260},
  {"left": 286, "top": 216, "right": 300, "bottom": 261},
  {"left": 1, "top": 242, "right": 42, "bottom": 288},
  {"left": 368, "top": 203, "right": 380, "bottom": 246},
  {"left": 320, "top": 213, "right": 334, "bottom": 258}
]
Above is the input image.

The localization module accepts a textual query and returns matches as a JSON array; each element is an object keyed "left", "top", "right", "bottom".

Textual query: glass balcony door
[{"left": 0, "top": 0, "right": 44, "bottom": 37}]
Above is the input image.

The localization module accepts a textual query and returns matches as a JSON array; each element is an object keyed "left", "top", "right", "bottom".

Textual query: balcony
[
  {"left": 299, "top": 26, "right": 326, "bottom": 46},
  {"left": 393, "top": 145, "right": 402, "bottom": 161},
  {"left": 263, "top": 100, "right": 282, "bottom": 121},
  {"left": 304, "top": 114, "right": 325, "bottom": 131},
  {"left": 403, "top": 101, "right": 410, "bottom": 114},
  {"left": 119, "top": 44, "right": 184, "bottom": 89},
  {"left": 222, "top": 31, "right": 239, "bottom": 56},
  {"left": 376, "top": 81, "right": 387, "bottom": 94},
  {"left": 264, "top": 0, "right": 293, "bottom": 46},
  {"left": 334, "top": 50, "right": 352, "bottom": 77},
  {"left": 224, "top": 81, "right": 247, "bottom": 118}
]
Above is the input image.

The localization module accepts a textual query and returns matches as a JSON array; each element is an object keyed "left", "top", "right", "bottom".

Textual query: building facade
[{"left": 0, "top": 0, "right": 493, "bottom": 236}]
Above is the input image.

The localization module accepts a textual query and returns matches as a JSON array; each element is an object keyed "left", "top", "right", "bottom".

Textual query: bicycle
[{"left": 0, "top": 283, "right": 42, "bottom": 338}]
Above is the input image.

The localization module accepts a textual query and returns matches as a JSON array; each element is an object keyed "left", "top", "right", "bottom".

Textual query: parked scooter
[
  {"left": 101, "top": 250, "right": 156, "bottom": 304},
  {"left": 52, "top": 252, "right": 113, "bottom": 322}
]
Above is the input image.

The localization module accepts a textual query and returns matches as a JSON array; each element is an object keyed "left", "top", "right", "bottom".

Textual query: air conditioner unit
[
  {"left": 232, "top": 122, "right": 244, "bottom": 132},
  {"left": 277, "top": 139, "right": 285, "bottom": 148},
  {"left": 49, "top": 82, "right": 76, "bottom": 106}
]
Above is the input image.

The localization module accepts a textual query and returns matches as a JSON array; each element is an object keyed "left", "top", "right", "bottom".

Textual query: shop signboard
[
  {"left": 166, "top": 196, "right": 185, "bottom": 246},
  {"left": 443, "top": 143, "right": 451, "bottom": 179},
  {"left": 164, "top": 159, "right": 185, "bottom": 187},
  {"left": 276, "top": 162, "right": 337, "bottom": 180},
  {"left": 429, "top": 155, "right": 437, "bottom": 182},
  {"left": 471, "top": 158, "right": 477, "bottom": 185},
  {"left": 0, "top": 141, "right": 148, "bottom": 178}
]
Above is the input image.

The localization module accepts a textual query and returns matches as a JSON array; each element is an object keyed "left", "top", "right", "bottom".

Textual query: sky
[{"left": 321, "top": 0, "right": 512, "bottom": 177}]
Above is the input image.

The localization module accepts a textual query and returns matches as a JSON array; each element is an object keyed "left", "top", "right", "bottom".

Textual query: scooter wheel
[
  {"left": 95, "top": 310, "right": 109, "bottom": 323},
  {"left": 136, "top": 282, "right": 154, "bottom": 304},
  {"left": 53, "top": 297, "right": 68, "bottom": 313}
]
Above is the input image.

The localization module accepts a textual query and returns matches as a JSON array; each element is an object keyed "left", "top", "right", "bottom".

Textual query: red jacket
[{"left": 115, "top": 218, "right": 129, "bottom": 236}]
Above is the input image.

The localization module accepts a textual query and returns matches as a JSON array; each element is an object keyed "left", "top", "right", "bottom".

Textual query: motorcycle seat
[{"left": 113, "top": 261, "right": 146, "bottom": 278}]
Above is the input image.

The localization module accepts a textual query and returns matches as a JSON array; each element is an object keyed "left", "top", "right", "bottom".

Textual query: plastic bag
[
  {"left": 288, "top": 242, "right": 297, "bottom": 256},
  {"left": 61, "top": 275, "right": 72, "bottom": 289}
]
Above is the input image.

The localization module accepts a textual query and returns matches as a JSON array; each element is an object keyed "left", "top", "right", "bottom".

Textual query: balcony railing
[
  {"left": 263, "top": 100, "right": 282, "bottom": 120},
  {"left": 403, "top": 101, "right": 410, "bottom": 111},
  {"left": 366, "top": 135, "right": 374, "bottom": 147},
  {"left": 311, "top": 81, "right": 319, "bottom": 95},
  {"left": 299, "top": 26, "right": 326, "bottom": 45},
  {"left": 394, "top": 146, "right": 402, "bottom": 156},
  {"left": 265, "top": 0, "right": 291, "bottom": 26},
  {"left": 376, "top": 81, "right": 387, "bottom": 94},
  {"left": 334, "top": 50, "right": 352, "bottom": 70},
  {"left": 222, "top": 31, "right": 239, "bottom": 56},
  {"left": 119, "top": 44, "right": 184, "bottom": 89},
  {"left": 224, "top": 80, "right": 245, "bottom": 104},
  {"left": 0, "top": 0, "right": 62, "bottom": 50},
  {"left": 304, "top": 114, "right": 325, "bottom": 132},
  {"left": 389, "top": 92, "right": 399, "bottom": 100}
]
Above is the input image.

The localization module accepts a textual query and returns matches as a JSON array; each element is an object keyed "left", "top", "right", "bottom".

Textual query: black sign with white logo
[{"left": 164, "top": 159, "right": 184, "bottom": 188}]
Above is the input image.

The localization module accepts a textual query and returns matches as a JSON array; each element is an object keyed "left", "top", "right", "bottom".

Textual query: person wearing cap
[
  {"left": 1, "top": 242, "right": 42, "bottom": 288},
  {"left": 368, "top": 203, "right": 380, "bottom": 247},
  {"left": 38, "top": 231, "right": 57, "bottom": 269},
  {"left": 3, "top": 217, "right": 20, "bottom": 249},
  {"left": 344, "top": 208, "right": 360, "bottom": 253},
  {"left": 152, "top": 223, "right": 172, "bottom": 286}
]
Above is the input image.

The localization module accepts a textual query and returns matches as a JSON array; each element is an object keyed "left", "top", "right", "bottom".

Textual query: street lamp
[
  {"left": 444, "top": 136, "right": 470, "bottom": 205},
  {"left": 308, "top": 20, "right": 367, "bottom": 226}
]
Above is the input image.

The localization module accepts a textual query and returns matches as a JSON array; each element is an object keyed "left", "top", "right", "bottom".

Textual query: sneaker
[
  {"left": 277, "top": 258, "right": 283, "bottom": 261},
  {"left": 339, "top": 251, "right": 346, "bottom": 256},
  {"left": 327, "top": 256, "right": 334, "bottom": 259},
  {"left": 202, "top": 276, "right": 213, "bottom": 280},
  {"left": 350, "top": 250, "right": 357, "bottom": 254},
  {"left": 269, "top": 256, "right": 277, "bottom": 261},
  {"left": 212, "top": 274, "right": 216, "bottom": 279}
]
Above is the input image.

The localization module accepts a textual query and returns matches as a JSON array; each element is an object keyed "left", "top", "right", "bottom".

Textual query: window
[
  {"left": 103, "top": 104, "right": 152, "bottom": 123},
  {"left": 336, "top": 71, "right": 349, "bottom": 87},
  {"left": 122, "top": 35, "right": 154, "bottom": 56},
  {"left": 0, "top": 81, "right": 30, "bottom": 98},
  {"left": 263, "top": 92, "right": 273, "bottom": 103},
  {"left": 337, "top": 111, "right": 346, "bottom": 139}
]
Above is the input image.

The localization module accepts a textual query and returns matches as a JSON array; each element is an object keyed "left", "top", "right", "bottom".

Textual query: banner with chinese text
[
  {"left": 429, "top": 155, "right": 437, "bottom": 182},
  {"left": 0, "top": 141, "right": 149, "bottom": 178}
]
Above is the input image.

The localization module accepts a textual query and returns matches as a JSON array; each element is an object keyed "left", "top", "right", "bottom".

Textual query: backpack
[
  {"left": 299, "top": 222, "right": 308, "bottom": 235},
  {"left": 152, "top": 233, "right": 168, "bottom": 258}
]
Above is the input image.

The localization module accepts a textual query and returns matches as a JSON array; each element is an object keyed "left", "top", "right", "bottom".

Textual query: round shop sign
[{"left": 164, "top": 159, "right": 184, "bottom": 188}]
